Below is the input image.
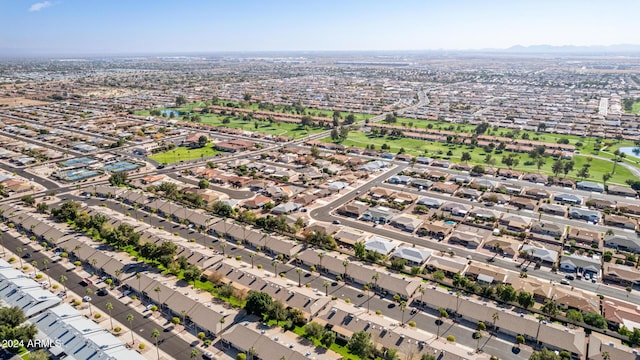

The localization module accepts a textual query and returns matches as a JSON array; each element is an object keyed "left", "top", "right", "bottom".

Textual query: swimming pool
[{"left": 444, "top": 221, "right": 456, "bottom": 225}]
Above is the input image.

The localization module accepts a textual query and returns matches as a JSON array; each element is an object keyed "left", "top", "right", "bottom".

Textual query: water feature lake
[
  {"left": 161, "top": 109, "right": 182, "bottom": 117},
  {"left": 618, "top": 147, "right": 640, "bottom": 159}
]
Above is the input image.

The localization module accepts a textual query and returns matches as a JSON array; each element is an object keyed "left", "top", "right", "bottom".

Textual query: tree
[
  {"left": 475, "top": 321, "right": 487, "bottom": 351},
  {"left": 432, "top": 270, "right": 445, "bottom": 281},
  {"left": 498, "top": 284, "right": 517, "bottom": 303},
  {"left": 342, "top": 259, "right": 350, "bottom": 280},
  {"left": 563, "top": 160, "right": 574, "bottom": 177},
  {"left": 566, "top": 309, "right": 584, "bottom": 323},
  {"left": 577, "top": 165, "right": 590, "bottom": 180},
  {"left": 354, "top": 241, "right": 367, "bottom": 259},
  {"left": 245, "top": 291, "right": 273, "bottom": 316},
  {"left": 541, "top": 300, "right": 558, "bottom": 319},
  {"left": 108, "top": 172, "right": 128, "bottom": 186},
  {"left": 29, "top": 350, "right": 49, "bottom": 360},
  {"left": 347, "top": 331, "right": 374, "bottom": 358},
  {"left": 421, "top": 355, "right": 437, "bottom": 360},
  {"left": 529, "top": 347, "right": 561, "bottom": 360},
  {"left": 85, "top": 288, "right": 93, "bottom": 316},
  {"left": 268, "top": 301, "right": 288, "bottom": 325},
  {"left": 58, "top": 274, "right": 68, "bottom": 297},
  {"left": 296, "top": 268, "right": 303, "bottom": 287},
  {"left": 304, "top": 322, "right": 324, "bottom": 339},
  {"left": 106, "top": 302, "right": 114, "bottom": 330},
  {"left": 400, "top": 301, "right": 407, "bottom": 324},
  {"left": 198, "top": 179, "right": 210, "bottom": 189},
  {"left": 323, "top": 281, "right": 331, "bottom": 296},
  {"left": 461, "top": 152, "right": 471, "bottom": 163},
  {"left": 602, "top": 172, "right": 612, "bottom": 187},
  {"left": 630, "top": 328, "right": 640, "bottom": 346},
  {"left": 127, "top": 313, "right": 135, "bottom": 344},
  {"left": 153, "top": 286, "right": 161, "bottom": 304},
  {"left": 36, "top": 202, "right": 49, "bottom": 214},
  {"left": 320, "top": 330, "right": 336, "bottom": 348},
  {"left": 21, "top": 195, "right": 35, "bottom": 207},
  {"left": 516, "top": 335, "right": 525, "bottom": 347},
  {"left": 191, "top": 348, "right": 200, "bottom": 359},
  {"left": 151, "top": 328, "right": 161, "bottom": 360},
  {"left": 436, "top": 307, "right": 448, "bottom": 339},
  {"left": 583, "top": 312, "right": 607, "bottom": 329},
  {"left": 175, "top": 95, "right": 187, "bottom": 107},
  {"left": 384, "top": 348, "right": 398, "bottom": 360},
  {"left": 517, "top": 291, "right": 535, "bottom": 309},
  {"left": 552, "top": 159, "right": 564, "bottom": 177},
  {"left": 536, "top": 157, "right": 546, "bottom": 172}
]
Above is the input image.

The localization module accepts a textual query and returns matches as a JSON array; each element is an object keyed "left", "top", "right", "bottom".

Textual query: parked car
[
  {"left": 560, "top": 279, "right": 570, "bottom": 285},
  {"left": 83, "top": 296, "right": 92, "bottom": 302}
]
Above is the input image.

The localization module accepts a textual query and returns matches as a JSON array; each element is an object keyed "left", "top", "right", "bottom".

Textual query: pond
[
  {"left": 161, "top": 109, "right": 182, "bottom": 117},
  {"left": 617, "top": 147, "right": 640, "bottom": 159}
]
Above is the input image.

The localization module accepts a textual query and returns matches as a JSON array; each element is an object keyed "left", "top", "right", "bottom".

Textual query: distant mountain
[{"left": 503, "top": 44, "right": 640, "bottom": 54}]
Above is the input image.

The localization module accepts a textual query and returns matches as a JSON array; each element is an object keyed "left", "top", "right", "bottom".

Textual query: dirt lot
[{"left": 0, "top": 97, "right": 50, "bottom": 107}]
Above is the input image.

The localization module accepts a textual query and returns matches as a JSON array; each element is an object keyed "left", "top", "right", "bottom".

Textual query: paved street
[{"left": 0, "top": 231, "right": 197, "bottom": 359}]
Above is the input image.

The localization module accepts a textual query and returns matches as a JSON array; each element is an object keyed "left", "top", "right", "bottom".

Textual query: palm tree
[
  {"left": 16, "top": 247, "right": 23, "bottom": 268},
  {"left": 248, "top": 346, "right": 258, "bottom": 360},
  {"left": 190, "top": 348, "right": 199, "bottom": 359},
  {"left": 318, "top": 252, "right": 325, "bottom": 272},
  {"left": 436, "top": 307, "right": 448, "bottom": 339},
  {"left": 475, "top": 321, "right": 486, "bottom": 352},
  {"left": 492, "top": 312, "right": 499, "bottom": 333},
  {"left": 151, "top": 328, "right": 160, "bottom": 360},
  {"left": 114, "top": 269, "right": 122, "bottom": 285},
  {"left": 400, "top": 301, "right": 407, "bottom": 325},
  {"left": 418, "top": 285, "right": 425, "bottom": 308},
  {"left": 127, "top": 313, "right": 135, "bottom": 344},
  {"left": 42, "top": 259, "right": 50, "bottom": 287},
  {"left": 220, "top": 242, "right": 227, "bottom": 256},
  {"left": 59, "top": 275, "right": 68, "bottom": 297},
  {"left": 249, "top": 253, "right": 256, "bottom": 268},
  {"left": 342, "top": 260, "right": 350, "bottom": 281},
  {"left": 136, "top": 273, "right": 142, "bottom": 293},
  {"left": 323, "top": 281, "right": 331, "bottom": 296},
  {"left": 180, "top": 310, "right": 187, "bottom": 329},
  {"left": 31, "top": 260, "right": 38, "bottom": 274},
  {"left": 296, "top": 268, "right": 303, "bottom": 287},
  {"left": 154, "top": 286, "right": 161, "bottom": 305},
  {"left": 272, "top": 260, "right": 279, "bottom": 277},
  {"left": 106, "top": 302, "right": 114, "bottom": 329},
  {"left": 371, "top": 273, "right": 379, "bottom": 292},
  {"left": 363, "top": 284, "right": 371, "bottom": 313},
  {"left": 492, "top": 243, "right": 501, "bottom": 260},
  {"left": 85, "top": 288, "right": 93, "bottom": 316}
]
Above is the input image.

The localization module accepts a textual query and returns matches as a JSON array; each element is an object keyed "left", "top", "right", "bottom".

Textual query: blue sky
[{"left": 2, "top": 0, "right": 639, "bottom": 54}]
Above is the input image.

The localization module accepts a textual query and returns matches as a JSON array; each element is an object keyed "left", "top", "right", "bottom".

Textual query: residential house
[
  {"left": 361, "top": 207, "right": 394, "bottom": 224},
  {"left": 521, "top": 244, "right": 559, "bottom": 265},
  {"left": 554, "top": 193, "right": 583, "bottom": 205},
  {"left": 416, "top": 196, "right": 443, "bottom": 208},
  {"left": 604, "top": 214, "right": 637, "bottom": 230},
  {"left": 602, "top": 263, "right": 640, "bottom": 287},
  {"left": 337, "top": 201, "right": 369, "bottom": 218},
  {"left": 576, "top": 181, "right": 605, "bottom": 193},
  {"left": 559, "top": 254, "right": 601, "bottom": 274},
  {"left": 509, "top": 196, "right": 537, "bottom": 210},
  {"left": 364, "top": 236, "right": 400, "bottom": 255},
  {"left": 605, "top": 233, "right": 640, "bottom": 253},
  {"left": 607, "top": 185, "right": 637, "bottom": 198},
  {"left": 390, "top": 214, "right": 423, "bottom": 232},
  {"left": 569, "top": 207, "right": 601, "bottom": 223},
  {"left": 538, "top": 203, "right": 567, "bottom": 217},
  {"left": 391, "top": 246, "right": 432, "bottom": 266}
]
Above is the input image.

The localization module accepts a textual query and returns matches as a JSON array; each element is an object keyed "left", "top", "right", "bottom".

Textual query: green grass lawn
[
  {"left": 149, "top": 143, "right": 224, "bottom": 164},
  {"left": 290, "top": 325, "right": 360, "bottom": 360},
  {"left": 323, "top": 132, "right": 635, "bottom": 185},
  {"left": 632, "top": 101, "right": 640, "bottom": 114},
  {"left": 391, "top": 117, "right": 589, "bottom": 145}
]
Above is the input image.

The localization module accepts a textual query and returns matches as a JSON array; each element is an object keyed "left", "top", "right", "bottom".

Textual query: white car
[
  {"left": 40, "top": 281, "right": 49, "bottom": 288},
  {"left": 83, "top": 296, "right": 92, "bottom": 302},
  {"left": 146, "top": 304, "right": 155, "bottom": 311}
]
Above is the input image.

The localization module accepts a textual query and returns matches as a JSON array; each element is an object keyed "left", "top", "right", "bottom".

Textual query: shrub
[
  {"left": 309, "top": 265, "right": 316, "bottom": 272},
  {"left": 114, "top": 326, "right": 121, "bottom": 333},
  {"left": 345, "top": 298, "right": 351, "bottom": 303},
  {"left": 150, "top": 305, "right": 158, "bottom": 312},
  {"left": 203, "top": 339, "right": 212, "bottom": 346},
  {"left": 138, "top": 343, "right": 145, "bottom": 350},
  {"left": 173, "top": 232, "right": 179, "bottom": 236},
  {"left": 375, "top": 310, "right": 382, "bottom": 315},
  {"left": 237, "top": 354, "right": 247, "bottom": 360},
  {"left": 446, "top": 335, "right": 455, "bottom": 342},
  {"left": 60, "top": 252, "right": 68, "bottom": 258},
  {"left": 198, "top": 332, "right": 205, "bottom": 340},
  {"left": 190, "top": 238, "right": 196, "bottom": 242},
  {"left": 408, "top": 321, "right": 416, "bottom": 327},
  {"left": 94, "top": 313, "right": 102, "bottom": 319},
  {"left": 257, "top": 264, "right": 263, "bottom": 269},
  {"left": 280, "top": 273, "right": 286, "bottom": 277},
  {"left": 22, "top": 265, "right": 30, "bottom": 270},
  {"left": 52, "top": 284, "right": 59, "bottom": 289},
  {"left": 74, "top": 261, "right": 81, "bottom": 266},
  {"left": 72, "top": 299, "right": 81, "bottom": 306},
  {"left": 131, "top": 295, "right": 137, "bottom": 300},
  {"left": 35, "top": 274, "right": 43, "bottom": 279},
  {"left": 172, "top": 317, "right": 180, "bottom": 325},
  {"left": 8, "top": 257, "right": 15, "bottom": 263},
  {"left": 235, "top": 256, "right": 242, "bottom": 261},
  {"left": 331, "top": 296, "right": 338, "bottom": 300},
  {"left": 305, "top": 283, "right": 311, "bottom": 288}
]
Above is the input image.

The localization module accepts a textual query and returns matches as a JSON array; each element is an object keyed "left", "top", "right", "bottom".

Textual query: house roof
[
  {"left": 392, "top": 246, "right": 432, "bottom": 264},
  {"left": 364, "top": 236, "right": 400, "bottom": 255}
]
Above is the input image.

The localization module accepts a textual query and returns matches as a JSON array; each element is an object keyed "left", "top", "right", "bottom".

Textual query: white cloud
[{"left": 29, "top": 1, "right": 53, "bottom": 12}]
